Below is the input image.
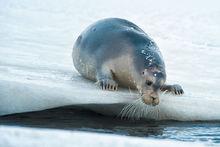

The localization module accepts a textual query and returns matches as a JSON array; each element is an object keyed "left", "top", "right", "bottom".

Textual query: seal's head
[
  {"left": 134, "top": 49, "right": 166, "bottom": 106},
  {"left": 138, "top": 67, "right": 166, "bottom": 106}
]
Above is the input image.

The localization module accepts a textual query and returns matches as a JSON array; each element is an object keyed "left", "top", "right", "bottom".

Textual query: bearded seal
[{"left": 72, "top": 18, "right": 184, "bottom": 106}]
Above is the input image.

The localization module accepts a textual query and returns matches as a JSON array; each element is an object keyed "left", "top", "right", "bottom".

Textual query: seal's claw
[
  {"left": 97, "top": 79, "right": 118, "bottom": 91},
  {"left": 161, "top": 84, "right": 184, "bottom": 95},
  {"left": 172, "top": 84, "right": 184, "bottom": 95}
]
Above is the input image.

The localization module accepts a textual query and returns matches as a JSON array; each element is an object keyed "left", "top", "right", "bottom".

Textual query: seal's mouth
[{"left": 141, "top": 93, "right": 159, "bottom": 106}]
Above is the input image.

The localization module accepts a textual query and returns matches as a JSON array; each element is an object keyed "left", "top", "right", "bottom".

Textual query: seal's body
[{"left": 73, "top": 18, "right": 183, "bottom": 106}]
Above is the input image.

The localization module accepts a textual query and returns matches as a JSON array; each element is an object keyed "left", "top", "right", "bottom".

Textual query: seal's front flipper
[
  {"left": 97, "top": 79, "right": 118, "bottom": 90},
  {"left": 160, "top": 84, "right": 184, "bottom": 95},
  {"left": 96, "top": 69, "right": 118, "bottom": 91}
]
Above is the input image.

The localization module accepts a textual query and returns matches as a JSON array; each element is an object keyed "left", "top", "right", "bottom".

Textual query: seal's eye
[{"left": 145, "top": 80, "right": 153, "bottom": 86}]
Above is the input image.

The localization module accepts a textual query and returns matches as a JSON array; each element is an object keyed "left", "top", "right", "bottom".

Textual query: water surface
[{"left": 0, "top": 106, "right": 220, "bottom": 145}]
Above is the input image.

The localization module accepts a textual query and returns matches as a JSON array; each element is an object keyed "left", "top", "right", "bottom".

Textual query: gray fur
[{"left": 72, "top": 18, "right": 184, "bottom": 105}]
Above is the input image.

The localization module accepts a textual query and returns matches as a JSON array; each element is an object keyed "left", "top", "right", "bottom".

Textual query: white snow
[
  {"left": 0, "top": 126, "right": 204, "bottom": 147},
  {"left": 0, "top": 0, "right": 220, "bottom": 121}
]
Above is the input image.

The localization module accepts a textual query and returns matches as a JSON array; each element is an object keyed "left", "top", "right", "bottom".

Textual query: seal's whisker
[
  {"left": 146, "top": 106, "right": 151, "bottom": 118},
  {"left": 130, "top": 104, "right": 137, "bottom": 120},
  {"left": 119, "top": 93, "right": 142, "bottom": 120},
  {"left": 121, "top": 103, "right": 134, "bottom": 119},
  {"left": 135, "top": 103, "right": 141, "bottom": 120},
  {"left": 130, "top": 103, "right": 137, "bottom": 119},
  {"left": 125, "top": 103, "right": 136, "bottom": 119},
  {"left": 119, "top": 98, "right": 140, "bottom": 120},
  {"left": 153, "top": 106, "right": 157, "bottom": 120},
  {"left": 119, "top": 97, "right": 162, "bottom": 120},
  {"left": 129, "top": 103, "right": 137, "bottom": 117},
  {"left": 157, "top": 106, "right": 160, "bottom": 120},
  {"left": 124, "top": 104, "right": 131, "bottom": 119},
  {"left": 126, "top": 104, "right": 133, "bottom": 119},
  {"left": 137, "top": 99, "right": 145, "bottom": 119},
  {"left": 137, "top": 98, "right": 143, "bottom": 118},
  {"left": 137, "top": 105, "right": 142, "bottom": 120},
  {"left": 132, "top": 99, "right": 142, "bottom": 120},
  {"left": 153, "top": 107, "right": 157, "bottom": 119},
  {"left": 119, "top": 103, "right": 132, "bottom": 119},
  {"left": 151, "top": 106, "right": 156, "bottom": 119},
  {"left": 141, "top": 104, "right": 146, "bottom": 119},
  {"left": 147, "top": 106, "right": 154, "bottom": 119},
  {"left": 143, "top": 104, "right": 148, "bottom": 118}
]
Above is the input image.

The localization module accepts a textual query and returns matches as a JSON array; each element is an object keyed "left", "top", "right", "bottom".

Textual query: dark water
[{"left": 0, "top": 105, "right": 220, "bottom": 145}]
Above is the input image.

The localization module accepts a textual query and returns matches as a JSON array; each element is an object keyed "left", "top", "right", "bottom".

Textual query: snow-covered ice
[
  {"left": 0, "top": 126, "right": 204, "bottom": 147},
  {"left": 0, "top": 0, "right": 220, "bottom": 121}
]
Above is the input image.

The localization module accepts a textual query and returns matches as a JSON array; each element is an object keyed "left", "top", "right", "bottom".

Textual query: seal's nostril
[{"left": 151, "top": 96, "right": 157, "bottom": 100}]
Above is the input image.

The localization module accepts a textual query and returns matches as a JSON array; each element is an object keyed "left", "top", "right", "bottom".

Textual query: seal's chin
[{"left": 141, "top": 94, "right": 160, "bottom": 106}]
